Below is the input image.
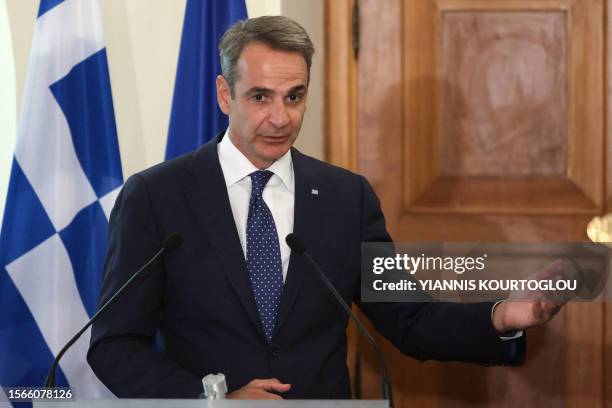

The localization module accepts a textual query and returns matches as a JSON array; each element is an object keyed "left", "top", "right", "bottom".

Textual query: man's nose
[{"left": 268, "top": 99, "right": 291, "bottom": 128}]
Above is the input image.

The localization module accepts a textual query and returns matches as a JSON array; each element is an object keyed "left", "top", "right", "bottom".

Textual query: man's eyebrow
[
  {"left": 245, "top": 87, "right": 273, "bottom": 95},
  {"left": 244, "top": 85, "right": 307, "bottom": 97},
  {"left": 287, "top": 85, "right": 307, "bottom": 94}
]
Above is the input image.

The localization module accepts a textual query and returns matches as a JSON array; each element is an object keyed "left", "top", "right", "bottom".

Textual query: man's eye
[
  {"left": 253, "top": 94, "right": 266, "bottom": 102},
  {"left": 287, "top": 94, "right": 302, "bottom": 103}
]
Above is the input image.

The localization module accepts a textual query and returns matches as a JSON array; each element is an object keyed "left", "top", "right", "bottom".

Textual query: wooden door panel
[
  {"left": 402, "top": 0, "right": 604, "bottom": 215},
  {"left": 344, "top": 0, "right": 608, "bottom": 407}
]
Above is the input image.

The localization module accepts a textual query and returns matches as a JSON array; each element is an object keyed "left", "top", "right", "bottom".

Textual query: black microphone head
[
  {"left": 285, "top": 233, "right": 305, "bottom": 255},
  {"left": 163, "top": 233, "right": 183, "bottom": 252}
]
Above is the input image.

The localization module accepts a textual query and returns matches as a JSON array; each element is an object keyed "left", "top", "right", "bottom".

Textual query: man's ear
[{"left": 216, "top": 75, "right": 231, "bottom": 115}]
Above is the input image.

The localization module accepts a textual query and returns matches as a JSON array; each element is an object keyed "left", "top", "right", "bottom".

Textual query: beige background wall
[
  {"left": 0, "top": 0, "right": 16, "bottom": 224},
  {"left": 0, "top": 0, "right": 324, "bottom": 218}
]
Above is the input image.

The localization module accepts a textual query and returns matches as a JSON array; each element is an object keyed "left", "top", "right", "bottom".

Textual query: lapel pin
[{"left": 311, "top": 189, "right": 319, "bottom": 196}]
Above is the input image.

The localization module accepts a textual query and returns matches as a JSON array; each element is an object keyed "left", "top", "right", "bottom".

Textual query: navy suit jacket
[{"left": 88, "top": 135, "right": 524, "bottom": 398}]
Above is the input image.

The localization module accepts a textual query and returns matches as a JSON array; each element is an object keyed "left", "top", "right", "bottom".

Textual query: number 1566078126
[{"left": 3, "top": 387, "right": 74, "bottom": 401}]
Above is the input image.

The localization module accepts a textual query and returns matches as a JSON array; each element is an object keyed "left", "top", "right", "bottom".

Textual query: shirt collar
[{"left": 218, "top": 129, "right": 294, "bottom": 192}]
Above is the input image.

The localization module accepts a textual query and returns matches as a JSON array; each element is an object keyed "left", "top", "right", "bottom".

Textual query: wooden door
[{"left": 325, "top": 0, "right": 610, "bottom": 407}]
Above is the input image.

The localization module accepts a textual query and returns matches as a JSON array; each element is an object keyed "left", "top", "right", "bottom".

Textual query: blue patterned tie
[{"left": 246, "top": 170, "right": 283, "bottom": 343}]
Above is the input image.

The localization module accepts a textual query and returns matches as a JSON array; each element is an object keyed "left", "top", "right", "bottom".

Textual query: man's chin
[
  {"left": 258, "top": 139, "right": 293, "bottom": 155},
  {"left": 256, "top": 146, "right": 292, "bottom": 164}
]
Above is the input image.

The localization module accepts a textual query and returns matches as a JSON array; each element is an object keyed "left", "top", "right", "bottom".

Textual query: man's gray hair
[{"left": 219, "top": 15, "right": 315, "bottom": 97}]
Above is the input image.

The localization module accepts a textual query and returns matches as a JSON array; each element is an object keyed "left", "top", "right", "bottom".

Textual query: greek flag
[
  {"left": 165, "top": 0, "right": 247, "bottom": 160},
  {"left": 0, "top": 0, "right": 120, "bottom": 400}
]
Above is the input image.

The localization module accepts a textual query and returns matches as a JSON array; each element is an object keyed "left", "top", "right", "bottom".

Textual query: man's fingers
[
  {"left": 249, "top": 378, "right": 291, "bottom": 392},
  {"left": 540, "top": 301, "right": 562, "bottom": 317},
  {"left": 532, "top": 300, "right": 563, "bottom": 325},
  {"left": 263, "top": 383, "right": 292, "bottom": 392},
  {"left": 228, "top": 379, "right": 291, "bottom": 400},
  {"left": 537, "top": 259, "right": 575, "bottom": 280},
  {"left": 249, "top": 378, "right": 281, "bottom": 387}
]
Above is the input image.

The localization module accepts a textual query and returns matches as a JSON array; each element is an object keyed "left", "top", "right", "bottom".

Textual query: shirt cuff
[{"left": 491, "top": 300, "right": 524, "bottom": 341}]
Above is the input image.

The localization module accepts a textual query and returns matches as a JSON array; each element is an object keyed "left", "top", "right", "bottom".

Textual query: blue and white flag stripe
[
  {"left": 0, "top": 0, "right": 120, "bottom": 399},
  {"left": 15, "top": 1, "right": 108, "bottom": 232}
]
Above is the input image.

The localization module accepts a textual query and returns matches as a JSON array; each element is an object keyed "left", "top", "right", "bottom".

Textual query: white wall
[
  {"left": 247, "top": 0, "right": 281, "bottom": 16},
  {"left": 100, "top": 0, "right": 186, "bottom": 176},
  {"left": 0, "top": 0, "right": 16, "bottom": 224}
]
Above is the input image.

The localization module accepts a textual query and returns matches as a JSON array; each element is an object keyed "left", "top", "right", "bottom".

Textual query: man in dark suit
[{"left": 88, "top": 16, "right": 562, "bottom": 399}]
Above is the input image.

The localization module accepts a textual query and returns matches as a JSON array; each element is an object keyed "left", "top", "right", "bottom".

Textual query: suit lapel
[
  {"left": 275, "top": 149, "right": 328, "bottom": 335},
  {"left": 182, "top": 136, "right": 267, "bottom": 342}
]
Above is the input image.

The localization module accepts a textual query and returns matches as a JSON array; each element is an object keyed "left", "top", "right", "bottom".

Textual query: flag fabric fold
[
  {"left": 165, "top": 0, "right": 248, "bottom": 160},
  {"left": 0, "top": 0, "right": 121, "bottom": 400}
]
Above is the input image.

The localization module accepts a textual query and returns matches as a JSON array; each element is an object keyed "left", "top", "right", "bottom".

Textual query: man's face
[{"left": 216, "top": 42, "right": 308, "bottom": 169}]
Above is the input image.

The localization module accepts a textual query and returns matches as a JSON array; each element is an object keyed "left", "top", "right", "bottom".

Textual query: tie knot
[{"left": 250, "top": 170, "right": 274, "bottom": 198}]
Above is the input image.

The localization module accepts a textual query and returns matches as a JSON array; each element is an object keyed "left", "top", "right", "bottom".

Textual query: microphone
[
  {"left": 44, "top": 233, "right": 184, "bottom": 388},
  {"left": 285, "top": 234, "right": 394, "bottom": 408}
]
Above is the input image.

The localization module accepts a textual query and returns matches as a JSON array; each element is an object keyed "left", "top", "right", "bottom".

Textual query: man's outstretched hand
[
  {"left": 492, "top": 299, "right": 563, "bottom": 333},
  {"left": 227, "top": 378, "right": 291, "bottom": 400},
  {"left": 492, "top": 259, "right": 571, "bottom": 334}
]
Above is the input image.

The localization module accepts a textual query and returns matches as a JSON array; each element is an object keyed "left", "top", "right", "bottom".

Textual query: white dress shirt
[{"left": 217, "top": 129, "right": 294, "bottom": 282}]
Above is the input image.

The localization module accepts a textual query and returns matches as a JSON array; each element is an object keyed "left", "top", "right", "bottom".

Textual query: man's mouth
[{"left": 259, "top": 135, "right": 290, "bottom": 144}]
